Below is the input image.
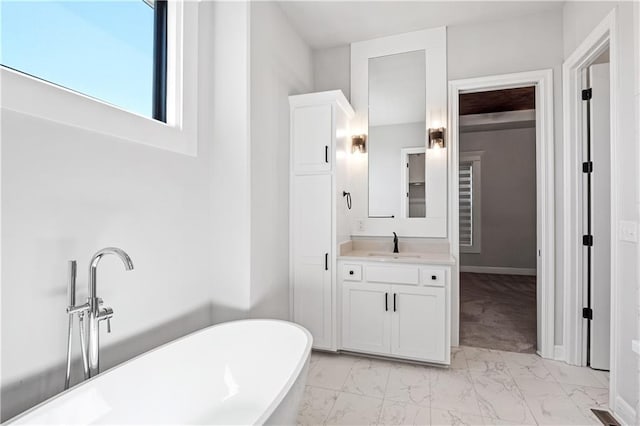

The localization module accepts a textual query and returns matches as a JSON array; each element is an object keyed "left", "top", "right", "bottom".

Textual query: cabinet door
[
  {"left": 391, "top": 285, "right": 446, "bottom": 362},
  {"left": 342, "top": 282, "right": 391, "bottom": 355},
  {"left": 292, "top": 174, "right": 332, "bottom": 349},
  {"left": 292, "top": 105, "right": 332, "bottom": 172}
]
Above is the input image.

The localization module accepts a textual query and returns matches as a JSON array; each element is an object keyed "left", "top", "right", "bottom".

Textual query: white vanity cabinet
[
  {"left": 289, "top": 91, "right": 354, "bottom": 351},
  {"left": 340, "top": 260, "right": 450, "bottom": 364}
]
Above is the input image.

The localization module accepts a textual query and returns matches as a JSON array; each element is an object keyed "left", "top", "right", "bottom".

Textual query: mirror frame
[{"left": 350, "top": 27, "right": 448, "bottom": 237}]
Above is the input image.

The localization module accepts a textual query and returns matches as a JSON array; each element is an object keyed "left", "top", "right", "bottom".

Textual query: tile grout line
[{"left": 376, "top": 362, "right": 393, "bottom": 425}]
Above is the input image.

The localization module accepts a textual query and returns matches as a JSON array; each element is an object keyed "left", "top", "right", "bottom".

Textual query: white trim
[
  {"left": 614, "top": 395, "right": 637, "bottom": 426},
  {"left": 460, "top": 266, "right": 536, "bottom": 276},
  {"left": 449, "top": 69, "right": 555, "bottom": 358},
  {"left": 0, "top": 1, "right": 198, "bottom": 156},
  {"left": 554, "top": 345, "right": 565, "bottom": 361}
]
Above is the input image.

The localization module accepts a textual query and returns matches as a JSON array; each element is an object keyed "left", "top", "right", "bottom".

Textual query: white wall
[
  {"left": 313, "top": 45, "right": 350, "bottom": 100},
  {"left": 460, "top": 127, "right": 537, "bottom": 270},
  {"left": 562, "top": 1, "right": 639, "bottom": 418},
  {"left": 248, "top": 2, "right": 314, "bottom": 319},
  {"left": 0, "top": 1, "right": 253, "bottom": 420}
]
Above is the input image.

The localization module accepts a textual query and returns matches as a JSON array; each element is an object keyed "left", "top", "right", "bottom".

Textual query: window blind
[{"left": 459, "top": 162, "right": 473, "bottom": 246}]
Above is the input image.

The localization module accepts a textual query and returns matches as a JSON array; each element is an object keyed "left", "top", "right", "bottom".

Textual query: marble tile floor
[{"left": 297, "top": 347, "right": 610, "bottom": 425}]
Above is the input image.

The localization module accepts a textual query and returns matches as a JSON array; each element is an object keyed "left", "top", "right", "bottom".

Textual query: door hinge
[
  {"left": 583, "top": 235, "right": 593, "bottom": 246},
  {"left": 582, "top": 88, "right": 592, "bottom": 100},
  {"left": 582, "top": 162, "right": 593, "bottom": 173},
  {"left": 582, "top": 307, "right": 593, "bottom": 320}
]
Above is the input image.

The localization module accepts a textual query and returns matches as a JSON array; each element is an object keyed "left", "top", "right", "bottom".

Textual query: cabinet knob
[
  {"left": 431, "top": 275, "right": 437, "bottom": 280},
  {"left": 349, "top": 270, "right": 354, "bottom": 275}
]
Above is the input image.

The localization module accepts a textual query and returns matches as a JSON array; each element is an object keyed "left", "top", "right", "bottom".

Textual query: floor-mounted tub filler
[{"left": 8, "top": 320, "right": 312, "bottom": 425}]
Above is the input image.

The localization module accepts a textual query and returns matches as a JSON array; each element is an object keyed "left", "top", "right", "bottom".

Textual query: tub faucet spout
[{"left": 86, "top": 247, "right": 134, "bottom": 377}]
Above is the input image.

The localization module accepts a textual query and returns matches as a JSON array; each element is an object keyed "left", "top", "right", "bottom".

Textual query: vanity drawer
[
  {"left": 420, "top": 268, "right": 446, "bottom": 287},
  {"left": 342, "top": 264, "right": 362, "bottom": 281},
  {"left": 365, "top": 265, "right": 419, "bottom": 285}
]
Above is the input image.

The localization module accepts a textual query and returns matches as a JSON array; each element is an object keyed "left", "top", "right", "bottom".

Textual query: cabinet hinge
[
  {"left": 583, "top": 235, "right": 593, "bottom": 246},
  {"left": 582, "top": 88, "right": 592, "bottom": 100},
  {"left": 582, "top": 307, "right": 593, "bottom": 320},
  {"left": 582, "top": 162, "right": 593, "bottom": 173}
]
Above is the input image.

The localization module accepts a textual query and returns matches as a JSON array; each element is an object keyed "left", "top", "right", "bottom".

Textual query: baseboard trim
[
  {"left": 554, "top": 345, "right": 565, "bottom": 361},
  {"left": 460, "top": 266, "right": 537, "bottom": 276},
  {"left": 614, "top": 395, "right": 636, "bottom": 425}
]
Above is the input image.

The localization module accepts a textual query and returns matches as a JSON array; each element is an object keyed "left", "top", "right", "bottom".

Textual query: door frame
[
  {"left": 562, "top": 7, "right": 617, "bottom": 402},
  {"left": 448, "top": 69, "right": 555, "bottom": 358}
]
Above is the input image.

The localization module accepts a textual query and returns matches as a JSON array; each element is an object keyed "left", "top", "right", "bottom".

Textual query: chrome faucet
[
  {"left": 87, "top": 248, "right": 133, "bottom": 377},
  {"left": 393, "top": 232, "right": 399, "bottom": 253},
  {"left": 65, "top": 247, "right": 134, "bottom": 384}
]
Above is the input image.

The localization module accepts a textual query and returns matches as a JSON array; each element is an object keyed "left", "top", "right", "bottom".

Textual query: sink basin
[{"left": 367, "top": 252, "right": 421, "bottom": 259}]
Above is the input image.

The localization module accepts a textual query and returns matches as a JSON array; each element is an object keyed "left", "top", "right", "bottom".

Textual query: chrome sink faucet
[
  {"left": 66, "top": 247, "right": 134, "bottom": 383},
  {"left": 393, "top": 232, "right": 399, "bottom": 253}
]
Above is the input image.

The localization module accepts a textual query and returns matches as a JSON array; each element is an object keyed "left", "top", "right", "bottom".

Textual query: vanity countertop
[{"left": 338, "top": 250, "right": 455, "bottom": 265}]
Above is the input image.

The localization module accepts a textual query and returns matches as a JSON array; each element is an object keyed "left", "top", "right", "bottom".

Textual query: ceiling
[
  {"left": 277, "top": 1, "right": 564, "bottom": 49},
  {"left": 459, "top": 87, "right": 535, "bottom": 115}
]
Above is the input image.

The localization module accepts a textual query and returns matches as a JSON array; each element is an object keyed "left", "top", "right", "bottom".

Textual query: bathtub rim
[{"left": 7, "top": 319, "right": 313, "bottom": 425}]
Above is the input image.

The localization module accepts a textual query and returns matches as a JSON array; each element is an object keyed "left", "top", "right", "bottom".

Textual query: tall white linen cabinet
[{"left": 289, "top": 90, "right": 354, "bottom": 350}]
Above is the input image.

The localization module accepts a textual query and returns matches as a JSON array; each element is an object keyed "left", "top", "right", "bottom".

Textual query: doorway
[
  {"left": 448, "top": 69, "right": 555, "bottom": 359},
  {"left": 581, "top": 50, "right": 612, "bottom": 371},
  {"left": 457, "top": 87, "right": 537, "bottom": 353}
]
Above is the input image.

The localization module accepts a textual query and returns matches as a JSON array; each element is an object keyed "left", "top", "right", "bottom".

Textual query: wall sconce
[
  {"left": 428, "top": 128, "right": 446, "bottom": 149},
  {"left": 351, "top": 134, "right": 367, "bottom": 153}
]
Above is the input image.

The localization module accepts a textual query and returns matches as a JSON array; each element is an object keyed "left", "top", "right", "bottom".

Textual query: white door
[
  {"left": 293, "top": 174, "right": 332, "bottom": 349},
  {"left": 292, "top": 105, "right": 332, "bottom": 173},
  {"left": 342, "top": 282, "right": 391, "bottom": 355},
  {"left": 589, "top": 63, "right": 611, "bottom": 371},
  {"left": 391, "top": 285, "right": 446, "bottom": 362}
]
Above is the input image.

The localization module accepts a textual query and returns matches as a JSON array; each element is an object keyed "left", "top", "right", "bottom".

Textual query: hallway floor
[
  {"left": 460, "top": 272, "right": 537, "bottom": 353},
  {"left": 297, "top": 348, "right": 609, "bottom": 425}
]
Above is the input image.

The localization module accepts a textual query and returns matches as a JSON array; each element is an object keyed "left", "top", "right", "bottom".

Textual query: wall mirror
[
  {"left": 368, "top": 50, "right": 426, "bottom": 219},
  {"left": 350, "top": 27, "right": 447, "bottom": 238}
]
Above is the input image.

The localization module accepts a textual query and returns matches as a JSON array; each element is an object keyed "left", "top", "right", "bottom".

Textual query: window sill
[
  {"left": 460, "top": 247, "right": 481, "bottom": 254},
  {"left": 1, "top": 67, "right": 197, "bottom": 156}
]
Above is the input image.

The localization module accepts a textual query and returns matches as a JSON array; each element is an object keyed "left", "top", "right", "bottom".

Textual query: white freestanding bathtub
[{"left": 9, "top": 320, "right": 312, "bottom": 425}]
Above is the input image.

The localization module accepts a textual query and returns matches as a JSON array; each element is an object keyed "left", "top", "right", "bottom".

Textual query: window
[
  {"left": 459, "top": 152, "right": 482, "bottom": 253},
  {"left": 1, "top": 0, "right": 167, "bottom": 121}
]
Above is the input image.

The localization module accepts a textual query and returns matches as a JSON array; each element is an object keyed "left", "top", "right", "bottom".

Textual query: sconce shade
[
  {"left": 352, "top": 134, "right": 367, "bottom": 153},
  {"left": 428, "top": 127, "right": 445, "bottom": 149}
]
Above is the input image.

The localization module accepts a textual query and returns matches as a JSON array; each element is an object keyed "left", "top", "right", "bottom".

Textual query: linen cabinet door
[
  {"left": 390, "top": 285, "right": 447, "bottom": 363},
  {"left": 292, "top": 104, "right": 332, "bottom": 173},
  {"left": 292, "top": 174, "right": 332, "bottom": 349},
  {"left": 341, "top": 282, "right": 391, "bottom": 355}
]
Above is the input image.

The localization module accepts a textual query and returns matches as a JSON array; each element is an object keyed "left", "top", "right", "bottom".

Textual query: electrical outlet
[
  {"left": 357, "top": 219, "right": 365, "bottom": 232},
  {"left": 619, "top": 220, "right": 638, "bottom": 243}
]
